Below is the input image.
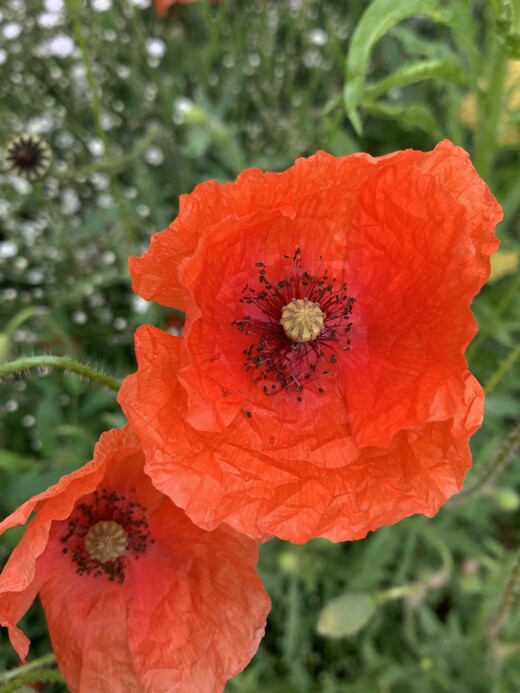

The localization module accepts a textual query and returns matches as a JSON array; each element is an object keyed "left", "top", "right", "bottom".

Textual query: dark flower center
[
  {"left": 61, "top": 488, "right": 152, "bottom": 583},
  {"left": 12, "top": 143, "right": 39, "bottom": 167},
  {"left": 232, "top": 249, "right": 355, "bottom": 398},
  {"left": 5, "top": 135, "right": 51, "bottom": 180}
]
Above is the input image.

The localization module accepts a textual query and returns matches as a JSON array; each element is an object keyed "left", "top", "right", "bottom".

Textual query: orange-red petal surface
[
  {"left": 120, "top": 326, "right": 482, "bottom": 543},
  {"left": 123, "top": 141, "right": 501, "bottom": 542},
  {"left": 0, "top": 428, "right": 270, "bottom": 692}
]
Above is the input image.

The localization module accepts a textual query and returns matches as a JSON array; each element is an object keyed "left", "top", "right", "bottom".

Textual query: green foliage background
[{"left": 0, "top": 0, "right": 519, "bottom": 691}]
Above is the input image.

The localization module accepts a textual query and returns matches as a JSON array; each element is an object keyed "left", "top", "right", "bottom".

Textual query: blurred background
[{"left": 0, "top": 0, "right": 519, "bottom": 690}]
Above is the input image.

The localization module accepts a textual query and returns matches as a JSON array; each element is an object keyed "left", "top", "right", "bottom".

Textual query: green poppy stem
[
  {"left": 488, "top": 549, "right": 520, "bottom": 640},
  {"left": 474, "top": 5, "right": 508, "bottom": 179},
  {"left": 0, "top": 669, "right": 64, "bottom": 693},
  {"left": 54, "top": 127, "right": 158, "bottom": 180},
  {"left": 0, "top": 355, "right": 120, "bottom": 393},
  {"left": 375, "top": 583, "right": 423, "bottom": 604},
  {"left": 484, "top": 343, "right": 520, "bottom": 396},
  {"left": 0, "top": 652, "right": 63, "bottom": 693}
]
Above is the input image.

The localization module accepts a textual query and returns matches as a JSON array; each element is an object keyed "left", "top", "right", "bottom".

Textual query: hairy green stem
[
  {"left": 0, "top": 654, "right": 56, "bottom": 683},
  {"left": 0, "top": 670, "right": 64, "bottom": 693},
  {"left": 484, "top": 343, "right": 520, "bottom": 395},
  {"left": 0, "top": 356, "right": 120, "bottom": 392},
  {"left": 488, "top": 549, "right": 520, "bottom": 640}
]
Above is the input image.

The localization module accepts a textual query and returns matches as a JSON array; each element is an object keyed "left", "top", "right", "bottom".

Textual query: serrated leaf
[
  {"left": 344, "top": 0, "right": 455, "bottom": 133},
  {"left": 316, "top": 592, "right": 376, "bottom": 638}
]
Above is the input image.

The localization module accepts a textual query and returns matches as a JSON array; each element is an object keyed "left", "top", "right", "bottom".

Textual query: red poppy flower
[
  {"left": 0, "top": 427, "right": 270, "bottom": 692},
  {"left": 121, "top": 140, "right": 502, "bottom": 543}
]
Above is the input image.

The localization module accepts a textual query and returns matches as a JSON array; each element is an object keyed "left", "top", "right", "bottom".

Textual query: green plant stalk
[
  {"left": 403, "top": 600, "right": 420, "bottom": 651},
  {"left": 0, "top": 654, "right": 56, "bottom": 684},
  {"left": 283, "top": 575, "right": 301, "bottom": 669},
  {"left": 3, "top": 307, "right": 43, "bottom": 339},
  {"left": 2, "top": 307, "right": 76, "bottom": 357},
  {"left": 55, "top": 128, "right": 158, "bottom": 180},
  {"left": 375, "top": 583, "right": 423, "bottom": 604},
  {"left": 449, "top": 420, "right": 520, "bottom": 506},
  {"left": 421, "top": 530, "right": 454, "bottom": 580},
  {"left": 488, "top": 549, "right": 520, "bottom": 640},
  {"left": 0, "top": 670, "right": 64, "bottom": 693},
  {"left": 374, "top": 535, "right": 453, "bottom": 606},
  {"left": 474, "top": 7, "right": 508, "bottom": 179},
  {"left": 64, "top": 0, "right": 137, "bottom": 258},
  {"left": 0, "top": 356, "right": 120, "bottom": 392},
  {"left": 484, "top": 342, "right": 520, "bottom": 395}
]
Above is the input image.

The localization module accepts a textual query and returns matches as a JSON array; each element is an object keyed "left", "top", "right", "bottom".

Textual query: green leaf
[
  {"left": 485, "top": 394, "right": 520, "bottom": 419},
  {"left": 316, "top": 592, "right": 376, "bottom": 638},
  {"left": 325, "top": 128, "right": 359, "bottom": 156},
  {"left": 389, "top": 25, "right": 458, "bottom": 59},
  {"left": 363, "top": 101, "right": 443, "bottom": 138},
  {"left": 8, "top": 469, "right": 74, "bottom": 508},
  {"left": 78, "top": 388, "right": 118, "bottom": 419},
  {"left": 344, "top": 0, "right": 455, "bottom": 133},
  {"left": 0, "top": 449, "right": 34, "bottom": 473},
  {"left": 363, "top": 58, "right": 469, "bottom": 101}
]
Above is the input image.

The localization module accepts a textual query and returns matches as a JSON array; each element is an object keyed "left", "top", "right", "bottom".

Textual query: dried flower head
[{"left": 5, "top": 134, "right": 51, "bottom": 180}]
